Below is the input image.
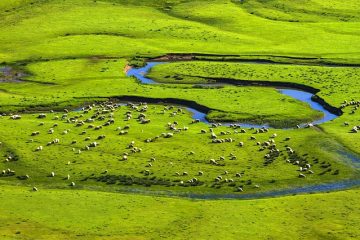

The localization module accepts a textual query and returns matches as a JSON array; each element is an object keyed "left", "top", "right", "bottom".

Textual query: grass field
[
  {"left": 0, "top": 102, "right": 357, "bottom": 195},
  {"left": 1, "top": 185, "right": 360, "bottom": 240},
  {"left": 0, "top": 0, "right": 360, "bottom": 239}
]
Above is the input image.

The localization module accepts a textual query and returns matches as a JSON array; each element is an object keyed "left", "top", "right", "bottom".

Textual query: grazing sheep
[
  {"left": 141, "top": 119, "right": 151, "bottom": 124},
  {"left": 210, "top": 159, "right": 217, "bottom": 165},
  {"left": 36, "top": 146, "right": 43, "bottom": 151},
  {"left": 352, "top": 127, "right": 358, "bottom": 133},
  {"left": 89, "top": 142, "right": 98, "bottom": 148},
  {"left": 192, "top": 119, "right": 200, "bottom": 124},
  {"left": 97, "top": 135, "right": 106, "bottom": 140},
  {"left": 10, "top": 115, "right": 21, "bottom": 120},
  {"left": 94, "top": 126, "right": 103, "bottom": 130},
  {"left": 198, "top": 171, "right": 203, "bottom": 176},
  {"left": 50, "top": 172, "right": 55, "bottom": 177},
  {"left": 37, "top": 113, "right": 46, "bottom": 119},
  {"left": 70, "top": 182, "right": 75, "bottom": 187},
  {"left": 212, "top": 139, "right": 223, "bottom": 143},
  {"left": 298, "top": 173, "right": 306, "bottom": 178},
  {"left": 164, "top": 133, "right": 173, "bottom": 138},
  {"left": 239, "top": 142, "right": 244, "bottom": 147},
  {"left": 235, "top": 173, "right": 242, "bottom": 177},
  {"left": 211, "top": 132, "right": 217, "bottom": 139},
  {"left": 32, "top": 187, "right": 38, "bottom": 191},
  {"left": 182, "top": 172, "right": 188, "bottom": 176}
]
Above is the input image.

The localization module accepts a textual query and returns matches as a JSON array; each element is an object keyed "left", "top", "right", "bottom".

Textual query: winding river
[
  {"left": 125, "top": 62, "right": 360, "bottom": 199},
  {"left": 127, "top": 62, "right": 338, "bottom": 129}
]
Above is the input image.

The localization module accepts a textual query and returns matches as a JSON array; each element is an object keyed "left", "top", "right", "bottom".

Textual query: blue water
[
  {"left": 124, "top": 62, "right": 360, "bottom": 198},
  {"left": 126, "top": 62, "right": 164, "bottom": 84},
  {"left": 278, "top": 89, "right": 338, "bottom": 125},
  {"left": 127, "top": 62, "right": 339, "bottom": 129},
  {"left": 185, "top": 179, "right": 360, "bottom": 200}
]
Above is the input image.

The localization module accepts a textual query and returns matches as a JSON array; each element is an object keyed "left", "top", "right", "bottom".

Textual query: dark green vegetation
[{"left": 0, "top": 0, "right": 360, "bottom": 239}]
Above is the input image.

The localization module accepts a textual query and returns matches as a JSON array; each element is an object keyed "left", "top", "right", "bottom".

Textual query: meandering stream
[
  {"left": 127, "top": 62, "right": 338, "bottom": 129},
  {"left": 125, "top": 62, "right": 360, "bottom": 199}
]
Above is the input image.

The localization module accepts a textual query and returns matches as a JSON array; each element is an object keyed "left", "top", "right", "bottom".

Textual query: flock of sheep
[
  {"left": 1, "top": 99, "right": 349, "bottom": 193},
  {"left": 341, "top": 99, "right": 360, "bottom": 133}
]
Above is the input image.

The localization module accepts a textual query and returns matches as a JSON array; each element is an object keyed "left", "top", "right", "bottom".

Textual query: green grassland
[
  {"left": 147, "top": 61, "right": 360, "bottom": 106},
  {"left": 0, "top": 0, "right": 360, "bottom": 63},
  {"left": 0, "top": 102, "right": 357, "bottom": 195},
  {"left": 0, "top": 0, "right": 360, "bottom": 239},
  {"left": 148, "top": 61, "right": 360, "bottom": 153},
  {"left": 0, "top": 58, "right": 324, "bottom": 127},
  {"left": 0, "top": 185, "right": 360, "bottom": 240}
]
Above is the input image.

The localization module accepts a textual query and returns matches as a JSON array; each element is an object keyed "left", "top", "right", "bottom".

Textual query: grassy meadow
[
  {"left": 0, "top": 0, "right": 360, "bottom": 239},
  {"left": 0, "top": 185, "right": 360, "bottom": 240}
]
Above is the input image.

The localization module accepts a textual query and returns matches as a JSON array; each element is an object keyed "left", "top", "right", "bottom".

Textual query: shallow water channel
[
  {"left": 127, "top": 62, "right": 338, "bottom": 129},
  {"left": 125, "top": 62, "right": 360, "bottom": 198}
]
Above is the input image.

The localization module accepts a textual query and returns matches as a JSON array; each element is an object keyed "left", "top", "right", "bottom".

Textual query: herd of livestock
[{"left": 1, "top": 98, "right": 357, "bottom": 193}]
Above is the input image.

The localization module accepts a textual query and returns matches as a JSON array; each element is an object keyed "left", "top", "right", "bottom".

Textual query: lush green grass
[
  {"left": 148, "top": 61, "right": 360, "bottom": 154},
  {"left": 0, "top": 102, "right": 357, "bottom": 195},
  {"left": 0, "top": 0, "right": 360, "bottom": 238},
  {"left": 0, "top": 185, "right": 360, "bottom": 239},
  {"left": 0, "top": 58, "right": 322, "bottom": 127},
  {"left": 148, "top": 61, "right": 360, "bottom": 107},
  {"left": 1, "top": 0, "right": 360, "bottom": 63}
]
